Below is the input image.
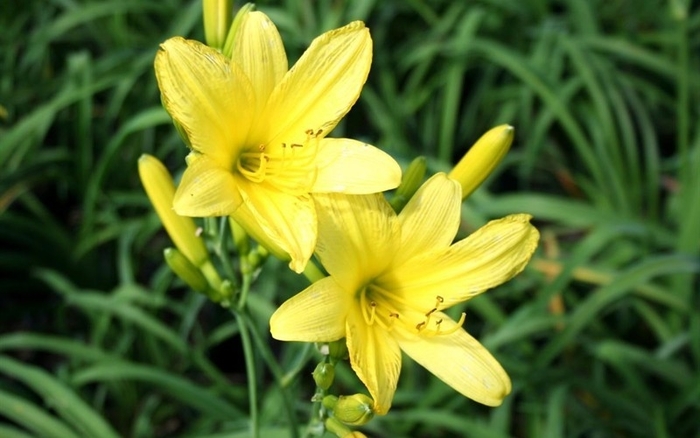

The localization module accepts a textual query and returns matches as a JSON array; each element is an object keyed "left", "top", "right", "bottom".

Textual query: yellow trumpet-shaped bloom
[
  {"left": 154, "top": 12, "right": 401, "bottom": 273},
  {"left": 270, "top": 173, "right": 539, "bottom": 414}
]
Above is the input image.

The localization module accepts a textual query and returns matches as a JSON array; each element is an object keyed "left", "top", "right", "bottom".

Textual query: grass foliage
[{"left": 2, "top": 0, "right": 699, "bottom": 436}]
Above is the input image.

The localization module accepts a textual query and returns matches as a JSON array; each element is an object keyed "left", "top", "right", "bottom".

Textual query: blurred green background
[{"left": 1, "top": 0, "right": 699, "bottom": 437}]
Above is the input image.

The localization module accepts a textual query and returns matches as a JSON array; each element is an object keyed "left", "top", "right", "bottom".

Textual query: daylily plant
[
  {"left": 270, "top": 173, "right": 539, "bottom": 414},
  {"left": 154, "top": 11, "right": 401, "bottom": 273}
]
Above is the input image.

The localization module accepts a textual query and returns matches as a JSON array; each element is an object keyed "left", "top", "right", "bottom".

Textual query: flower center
[
  {"left": 235, "top": 129, "right": 322, "bottom": 194},
  {"left": 359, "top": 283, "right": 466, "bottom": 338}
]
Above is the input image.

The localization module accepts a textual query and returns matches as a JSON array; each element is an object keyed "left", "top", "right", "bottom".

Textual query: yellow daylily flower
[
  {"left": 154, "top": 11, "right": 401, "bottom": 273},
  {"left": 270, "top": 173, "right": 539, "bottom": 414}
]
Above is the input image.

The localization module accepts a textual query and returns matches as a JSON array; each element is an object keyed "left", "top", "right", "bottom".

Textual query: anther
[
  {"left": 291, "top": 143, "right": 303, "bottom": 148},
  {"left": 415, "top": 321, "right": 426, "bottom": 331}
]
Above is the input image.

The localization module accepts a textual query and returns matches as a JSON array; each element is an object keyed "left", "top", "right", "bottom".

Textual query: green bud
[
  {"left": 324, "top": 417, "right": 352, "bottom": 438},
  {"left": 332, "top": 394, "right": 374, "bottom": 426},
  {"left": 313, "top": 362, "right": 335, "bottom": 390},
  {"left": 328, "top": 339, "right": 349, "bottom": 363},
  {"left": 390, "top": 156, "right": 427, "bottom": 213},
  {"left": 221, "top": 3, "right": 255, "bottom": 58},
  {"left": 228, "top": 217, "right": 250, "bottom": 256},
  {"left": 164, "top": 248, "right": 214, "bottom": 299},
  {"left": 322, "top": 394, "right": 338, "bottom": 410}
]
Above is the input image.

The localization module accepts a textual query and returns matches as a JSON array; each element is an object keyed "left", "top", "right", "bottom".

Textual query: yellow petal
[
  {"left": 389, "top": 214, "right": 539, "bottom": 308},
  {"left": 314, "top": 192, "right": 399, "bottom": 288},
  {"left": 398, "top": 315, "right": 511, "bottom": 406},
  {"left": 395, "top": 173, "right": 461, "bottom": 266},
  {"left": 261, "top": 21, "right": 372, "bottom": 147},
  {"left": 232, "top": 179, "right": 316, "bottom": 273},
  {"left": 232, "top": 11, "right": 287, "bottom": 116},
  {"left": 311, "top": 138, "right": 401, "bottom": 194},
  {"left": 346, "top": 307, "right": 401, "bottom": 415},
  {"left": 173, "top": 154, "right": 243, "bottom": 217},
  {"left": 270, "top": 277, "right": 349, "bottom": 341},
  {"left": 154, "top": 37, "right": 254, "bottom": 167}
]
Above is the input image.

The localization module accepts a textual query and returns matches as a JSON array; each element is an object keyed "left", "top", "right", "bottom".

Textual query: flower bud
[
  {"left": 342, "top": 432, "right": 368, "bottom": 438},
  {"left": 221, "top": 3, "right": 255, "bottom": 58},
  {"left": 390, "top": 156, "right": 427, "bottom": 212},
  {"left": 328, "top": 339, "right": 349, "bottom": 363},
  {"left": 139, "top": 154, "right": 207, "bottom": 266},
  {"left": 448, "top": 125, "right": 514, "bottom": 200},
  {"left": 313, "top": 362, "right": 335, "bottom": 390},
  {"left": 164, "top": 248, "right": 212, "bottom": 297},
  {"left": 332, "top": 394, "right": 375, "bottom": 426},
  {"left": 324, "top": 417, "right": 352, "bottom": 438},
  {"left": 203, "top": 0, "right": 232, "bottom": 50},
  {"left": 322, "top": 395, "right": 339, "bottom": 410}
]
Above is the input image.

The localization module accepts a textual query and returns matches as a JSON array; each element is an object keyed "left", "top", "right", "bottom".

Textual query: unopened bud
[
  {"left": 328, "top": 339, "right": 349, "bottom": 363},
  {"left": 164, "top": 248, "right": 213, "bottom": 298},
  {"left": 448, "top": 125, "right": 514, "bottom": 200},
  {"left": 203, "top": 0, "right": 232, "bottom": 50},
  {"left": 324, "top": 417, "right": 352, "bottom": 438},
  {"left": 138, "top": 154, "right": 207, "bottom": 266},
  {"left": 221, "top": 3, "right": 255, "bottom": 58},
  {"left": 313, "top": 362, "right": 335, "bottom": 390},
  {"left": 390, "top": 156, "right": 427, "bottom": 213},
  {"left": 332, "top": 394, "right": 374, "bottom": 426}
]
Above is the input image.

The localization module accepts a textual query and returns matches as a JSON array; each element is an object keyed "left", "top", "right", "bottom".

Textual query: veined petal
[
  {"left": 173, "top": 154, "right": 243, "bottom": 217},
  {"left": 346, "top": 307, "right": 401, "bottom": 415},
  {"left": 398, "top": 315, "right": 511, "bottom": 406},
  {"left": 232, "top": 179, "right": 316, "bottom": 273},
  {"left": 312, "top": 138, "right": 401, "bottom": 194},
  {"left": 389, "top": 214, "right": 539, "bottom": 308},
  {"left": 314, "top": 192, "right": 398, "bottom": 288},
  {"left": 270, "top": 277, "right": 349, "bottom": 342},
  {"left": 261, "top": 21, "right": 372, "bottom": 147},
  {"left": 155, "top": 37, "right": 254, "bottom": 167},
  {"left": 232, "top": 11, "right": 287, "bottom": 116},
  {"left": 394, "top": 173, "right": 461, "bottom": 266}
]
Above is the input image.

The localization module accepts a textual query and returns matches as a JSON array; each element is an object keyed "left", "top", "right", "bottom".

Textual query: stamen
[
  {"left": 438, "top": 313, "right": 466, "bottom": 336},
  {"left": 386, "top": 312, "right": 399, "bottom": 331}
]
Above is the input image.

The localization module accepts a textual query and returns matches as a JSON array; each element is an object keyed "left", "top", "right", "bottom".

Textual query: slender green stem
[
  {"left": 302, "top": 259, "right": 326, "bottom": 284},
  {"left": 214, "top": 216, "right": 239, "bottom": 288},
  {"left": 239, "top": 312, "right": 301, "bottom": 438},
  {"left": 234, "top": 311, "right": 259, "bottom": 438},
  {"left": 237, "top": 271, "right": 252, "bottom": 310}
]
